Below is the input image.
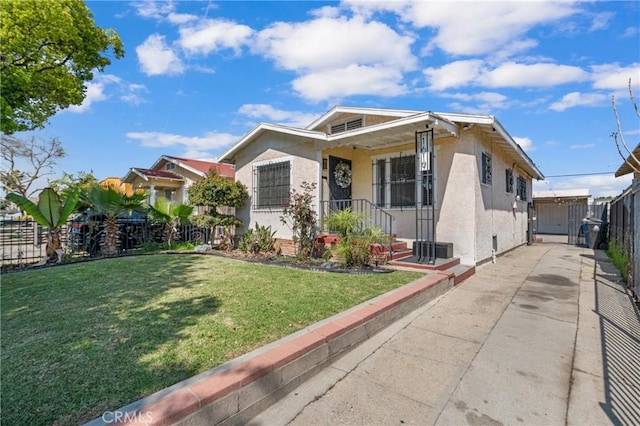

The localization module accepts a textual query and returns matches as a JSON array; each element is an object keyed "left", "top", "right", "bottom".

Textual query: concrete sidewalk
[{"left": 248, "top": 241, "right": 640, "bottom": 425}]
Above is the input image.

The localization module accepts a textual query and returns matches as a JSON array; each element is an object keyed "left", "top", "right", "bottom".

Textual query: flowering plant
[{"left": 334, "top": 162, "right": 352, "bottom": 188}]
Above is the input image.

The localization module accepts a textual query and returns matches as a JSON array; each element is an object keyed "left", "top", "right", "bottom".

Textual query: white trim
[
  {"left": 253, "top": 155, "right": 294, "bottom": 168},
  {"left": 252, "top": 156, "right": 293, "bottom": 211}
]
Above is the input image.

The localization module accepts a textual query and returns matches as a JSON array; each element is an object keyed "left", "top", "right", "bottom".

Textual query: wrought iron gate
[{"left": 415, "top": 128, "right": 436, "bottom": 263}]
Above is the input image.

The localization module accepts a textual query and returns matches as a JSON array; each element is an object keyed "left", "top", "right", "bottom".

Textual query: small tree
[
  {"left": 280, "top": 182, "right": 318, "bottom": 259},
  {"left": 0, "top": 135, "right": 65, "bottom": 198},
  {"left": 6, "top": 187, "right": 79, "bottom": 264},
  {"left": 188, "top": 171, "right": 249, "bottom": 246},
  {"left": 148, "top": 197, "right": 194, "bottom": 248},
  {"left": 86, "top": 186, "right": 147, "bottom": 256}
]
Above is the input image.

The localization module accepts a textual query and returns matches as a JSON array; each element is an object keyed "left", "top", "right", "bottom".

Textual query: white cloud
[
  {"left": 237, "top": 104, "right": 320, "bottom": 128},
  {"left": 132, "top": 1, "right": 176, "bottom": 20},
  {"left": 540, "top": 174, "right": 633, "bottom": 197},
  {"left": 178, "top": 19, "right": 254, "bottom": 55},
  {"left": 136, "top": 34, "right": 184, "bottom": 76},
  {"left": 480, "top": 62, "right": 588, "bottom": 88},
  {"left": 126, "top": 131, "right": 238, "bottom": 151},
  {"left": 424, "top": 60, "right": 484, "bottom": 91},
  {"left": 444, "top": 91, "right": 509, "bottom": 111},
  {"left": 549, "top": 92, "right": 608, "bottom": 111},
  {"left": 67, "top": 74, "right": 140, "bottom": 113},
  {"left": 514, "top": 137, "right": 535, "bottom": 152},
  {"left": 425, "top": 61, "right": 588, "bottom": 91},
  {"left": 120, "top": 84, "right": 148, "bottom": 105},
  {"left": 292, "top": 65, "right": 406, "bottom": 101},
  {"left": 344, "top": 1, "right": 579, "bottom": 57},
  {"left": 67, "top": 81, "right": 108, "bottom": 113},
  {"left": 591, "top": 63, "right": 640, "bottom": 90},
  {"left": 255, "top": 16, "right": 416, "bottom": 72},
  {"left": 620, "top": 26, "right": 639, "bottom": 39},
  {"left": 589, "top": 12, "right": 613, "bottom": 32},
  {"left": 570, "top": 143, "right": 596, "bottom": 149}
]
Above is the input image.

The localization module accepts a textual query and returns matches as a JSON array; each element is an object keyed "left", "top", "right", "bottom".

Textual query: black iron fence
[
  {"left": 609, "top": 180, "right": 639, "bottom": 299},
  {"left": 1, "top": 218, "right": 212, "bottom": 267}
]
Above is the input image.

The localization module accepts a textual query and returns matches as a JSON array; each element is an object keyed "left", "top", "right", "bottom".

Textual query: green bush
[
  {"left": 607, "top": 240, "right": 631, "bottom": 283},
  {"left": 239, "top": 223, "right": 277, "bottom": 254}
]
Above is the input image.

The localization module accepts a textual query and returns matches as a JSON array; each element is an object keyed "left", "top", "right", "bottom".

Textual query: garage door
[{"left": 536, "top": 203, "right": 568, "bottom": 234}]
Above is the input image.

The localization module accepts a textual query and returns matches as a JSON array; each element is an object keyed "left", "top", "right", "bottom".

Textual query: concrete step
[
  {"left": 389, "top": 256, "right": 461, "bottom": 271},
  {"left": 446, "top": 263, "right": 476, "bottom": 285}
]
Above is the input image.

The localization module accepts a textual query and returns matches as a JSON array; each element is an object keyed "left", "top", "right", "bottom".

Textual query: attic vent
[
  {"left": 166, "top": 163, "right": 176, "bottom": 171},
  {"left": 330, "top": 118, "right": 363, "bottom": 134}
]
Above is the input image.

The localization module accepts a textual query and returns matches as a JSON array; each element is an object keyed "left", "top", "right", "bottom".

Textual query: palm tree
[
  {"left": 6, "top": 187, "right": 80, "bottom": 264},
  {"left": 86, "top": 187, "right": 148, "bottom": 256},
  {"left": 148, "top": 197, "right": 193, "bottom": 248}
]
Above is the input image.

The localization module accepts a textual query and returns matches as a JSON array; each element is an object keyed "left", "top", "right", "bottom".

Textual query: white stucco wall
[
  {"left": 472, "top": 132, "right": 530, "bottom": 264},
  {"left": 233, "top": 133, "right": 319, "bottom": 240}
]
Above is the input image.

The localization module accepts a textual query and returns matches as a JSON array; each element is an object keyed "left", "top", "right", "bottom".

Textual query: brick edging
[{"left": 85, "top": 271, "right": 453, "bottom": 426}]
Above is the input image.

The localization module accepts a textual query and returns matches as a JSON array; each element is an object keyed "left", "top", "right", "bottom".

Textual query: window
[
  {"left": 481, "top": 152, "right": 492, "bottom": 185},
  {"left": 373, "top": 154, "right": 434, "bottom": 208},
  {"left": 164, "top": 189, "right": 173, "bottom": 201},
  {"left": 516, "top": 175, "right": 527, "bottom": 200},
  {"left": 505, "top": 169, "right": 514, "bottom": 193},
  {"left": 165, "top": 163, "right": 176, "bottom": 171},
  {"left": 253, "top": 161, "right": 290, "bottom": 209},
  {"left": 330, "top": 117, "right": 363, "bottom": 134}
]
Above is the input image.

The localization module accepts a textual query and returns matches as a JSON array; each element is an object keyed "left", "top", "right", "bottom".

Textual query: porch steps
[
  {"left": 447, "top": 263, "right": 476, "bottom": 286},
  {"left": 389, "top": 255, "right": 461, "bottom": 271}
]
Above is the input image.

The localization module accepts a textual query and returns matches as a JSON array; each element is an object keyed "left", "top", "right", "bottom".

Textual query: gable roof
[
  {"left": 219, "top": 106, "right": 544, "bottom": 180},
  {"left": 122, "top": 168, "right": 185, "bottom": 183},
  {"left": 614, "top": 143, "right": 640, "bottom": 177},
  {"left": 152, "top": 155, "right": 235, "bottom": 178},
  {"left": 533, "top": 189, "right": 591, "bottom": 200}
]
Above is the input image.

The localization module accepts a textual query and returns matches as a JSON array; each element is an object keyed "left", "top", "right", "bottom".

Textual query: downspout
[{"left": 316, "top": 143, "right": 323, "bottom": 232}]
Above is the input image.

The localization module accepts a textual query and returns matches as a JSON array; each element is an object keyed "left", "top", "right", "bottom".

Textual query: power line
[{"left": 544, "top": 171, "right": 615, "bottom": 178}]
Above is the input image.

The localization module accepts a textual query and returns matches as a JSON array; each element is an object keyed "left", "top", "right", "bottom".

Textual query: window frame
[
  {"left": 481, "top": 152, "right": 492, "bottom": 185},
  {"left": 516, "top": 175, "right": 527, "bottom": 201},
  {"left": 252, "top": 158, "right": 292, "bottom": 210},
  {"left": 505, "top": 168, "right": 514, "bottom": 193},
  {"left": 372, "top": 150, "right": 437, "bottom": 209}
]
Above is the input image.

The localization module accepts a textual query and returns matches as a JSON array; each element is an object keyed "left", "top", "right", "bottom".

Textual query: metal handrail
[{"left": 320, "top": 199, "right": 395, "bottom": 257}]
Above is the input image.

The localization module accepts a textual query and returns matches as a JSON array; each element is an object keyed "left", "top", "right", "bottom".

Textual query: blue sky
[{"left": 18, "top": 0, "right": 640, "bottom": 197}]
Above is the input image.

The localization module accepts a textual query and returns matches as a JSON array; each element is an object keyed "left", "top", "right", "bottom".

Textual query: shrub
[
  {"left": 280, "top": 182, "right": 318, "bottom": 259},
  {"left": 239, "top": 223, "right": 277, "bottom": 254},
  {"left": 607, "top": 240, "right": 631, "bottom": 283}
]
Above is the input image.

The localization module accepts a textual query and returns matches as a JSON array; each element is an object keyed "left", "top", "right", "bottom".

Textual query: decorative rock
[{"left": 194, "top": 244, "right": 212, "bottom": 253}]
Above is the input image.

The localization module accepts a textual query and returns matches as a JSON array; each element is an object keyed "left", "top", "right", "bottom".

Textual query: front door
[{"left": 328, "top": 156, "right": 352, "bottom": 210}]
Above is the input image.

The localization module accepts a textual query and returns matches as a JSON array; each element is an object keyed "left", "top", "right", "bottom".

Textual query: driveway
[{"left": 249, "top": 240, "right": 640, "bottom": 425}]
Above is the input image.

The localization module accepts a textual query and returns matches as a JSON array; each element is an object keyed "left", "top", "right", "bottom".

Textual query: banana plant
[
  {"left": 148, "top": 197, "right": 194, "bottom": 248},
  {"left": 6, "top": 187, "right": 80, "bottom": 265}
]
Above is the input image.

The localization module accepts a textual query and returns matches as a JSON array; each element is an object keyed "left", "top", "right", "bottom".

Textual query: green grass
[
  {"left": 607, "top": 240, "right": 631, "bottom": 283},
  {"left": 1, "top": 254, "right": 422, "bottom": 425}
]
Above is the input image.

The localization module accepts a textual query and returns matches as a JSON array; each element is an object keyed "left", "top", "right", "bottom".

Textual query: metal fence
[
  {"left": 1, "top": 218, "right": 212, "bottom": 267},
  {"left": 609, "top": 179, "right": 639, "bottom": 300}
]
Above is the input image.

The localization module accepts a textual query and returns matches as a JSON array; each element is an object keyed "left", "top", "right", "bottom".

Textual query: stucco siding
[
  {"left": 436, "top": 134, "right": 477, "bottom": 265},
  {"left": 234, "top": 134, "right": 318, "bottom": 239},
  {"left": 473, "top": 133, "right": 530, "bottom": 264}
]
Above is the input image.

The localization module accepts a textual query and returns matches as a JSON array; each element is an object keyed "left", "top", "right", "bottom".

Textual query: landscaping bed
[{"left": 1, "top": 254, "right": 422, "bottom": 425}]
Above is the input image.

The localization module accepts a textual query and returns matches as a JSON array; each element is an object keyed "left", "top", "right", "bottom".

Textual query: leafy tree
[
  {"left": 148, "top": 197, "right": 194, "bottom": 248},
  {"left": 0, "top": 0, "right": 124, "bottom": 133},
  {"left": 280, "top": 182, "right": 318, "bottom": 259},
  {"left": 6, "top": 187, "right": 79, "bottom": 264},
  {"left": 188, "top": 171, "right": 249, "bottom": 245},
  {"left": 86, "top": 186, "right": 147, "bottom": 256},
  {"left": 0, "top": 135, "right": 65, "bottom": 198}
]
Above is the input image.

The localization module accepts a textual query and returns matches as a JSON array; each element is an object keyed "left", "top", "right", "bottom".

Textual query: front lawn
[{"left": 1, "top": 254, "right": 422, "bottom": 425}]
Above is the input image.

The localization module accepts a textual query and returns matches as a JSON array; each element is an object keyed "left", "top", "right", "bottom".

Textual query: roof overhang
[
  {"left": 318, "top": 112, "right": 458, "bottom": 150},
  {"left": 614, "top": 143, "right": 640, "bottom": 177},
  {"left": 219, "top": 123, "right": 326, "bottom": 163},
  {"left": 305, "top": 106, "right": 423, "bottom": 130},
  {"left": 122, "top": 168, "right": 148, "bottom": 183},
  {"left": 151, "top": 155, "right": 208, "bottom": 178}
]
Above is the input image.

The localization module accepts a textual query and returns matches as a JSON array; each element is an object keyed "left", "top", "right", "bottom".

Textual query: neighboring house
[
  {"left": 532, "top": 189, "right": 590, "bottom": 235},
  {"left": 99, "top": 177, "right": 133, "bottom": 196},
  {"left": 122, "top": 155, "right": 235, "bottom": 205},
  {"left": 219, "top": 106, "right": 544, "bottom": 266}
]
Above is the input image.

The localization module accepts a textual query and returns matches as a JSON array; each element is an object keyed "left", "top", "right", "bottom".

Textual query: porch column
[
  {"left": 182, "top": 185, "right": 189, "bottom": 204},
  {"left": 149, "top": 184, "right": 156, "bottom": 205},
  {"left": 316, "top": 146, "right": 324, "bottom": 225}
]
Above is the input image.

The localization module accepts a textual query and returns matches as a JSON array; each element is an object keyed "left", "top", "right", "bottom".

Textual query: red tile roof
[
  {"left": 167, "top": 156, "right": 235, "bottom": 178},
  {"left": 133, "top": 168, "right": 184, "bottom": 180}
]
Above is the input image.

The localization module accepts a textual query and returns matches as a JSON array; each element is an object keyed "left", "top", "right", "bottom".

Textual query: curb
[{"left": 85, "top": 271, "right": 453, "bottom": 426}]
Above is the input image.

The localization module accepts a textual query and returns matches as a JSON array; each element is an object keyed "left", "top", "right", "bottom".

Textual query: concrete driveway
[{"left": 249, "top": 239, "right": 640, "bottom": 425}]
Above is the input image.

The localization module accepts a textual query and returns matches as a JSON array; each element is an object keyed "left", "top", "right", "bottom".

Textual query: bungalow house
[
  {"left": 219, "top": 106, "right": 544, "bottom": 266},
  {"left": 122, "top": 155, "right": 235, "bottom": 206}
]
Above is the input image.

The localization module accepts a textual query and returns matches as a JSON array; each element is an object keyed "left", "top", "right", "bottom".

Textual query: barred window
[
  {"left": 505, "top": 169, "right": 514, "bottom": 193},
  {"left": 253, "top": 161, "right": 290, "bottom": 209},
  {"left": 482, "top": 152, "right": 492, "bottom": 185},
  {"left": 516, "top": 175, "right": 527, "bottom": 200},
  {"left": 373, "top": 154, "right": 434, "bottom": 208}
]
